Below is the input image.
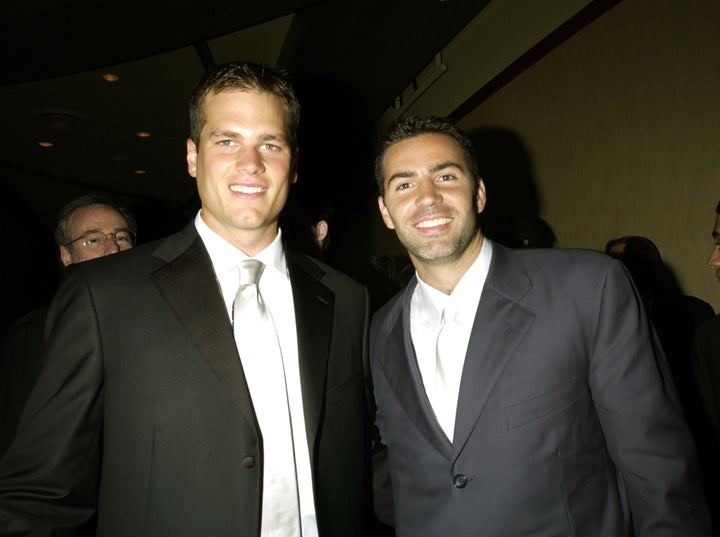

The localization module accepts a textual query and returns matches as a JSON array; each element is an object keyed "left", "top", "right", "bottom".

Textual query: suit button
[
  {"left": 453, "top": 474, "right": 468, "bottom": 489},
  {"left": 242, "top": 456, "right": 255, "bottom": 468}
]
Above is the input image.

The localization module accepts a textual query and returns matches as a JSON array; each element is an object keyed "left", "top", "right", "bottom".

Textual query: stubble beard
[{"left": 400, "top": 215, "right": 479, "bottom": 266}]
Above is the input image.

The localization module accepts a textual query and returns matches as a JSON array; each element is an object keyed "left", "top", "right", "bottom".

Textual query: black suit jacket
[
  {"left": 693, "top": 314, "right": 720, "bottom": 444},
  {"left": 692, "top": 314, "right": 720, "bottom": 535},
  {"left": 0, "top": 222, "right": 373, "bottom": 537},
  {"left": 371, "top": 242, "right": 711, "bottom": 537},
  {"left": 0, "top": 307, "right": 47, "bottom": 458}
]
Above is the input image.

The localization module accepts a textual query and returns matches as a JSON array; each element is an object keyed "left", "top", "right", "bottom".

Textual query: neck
[{"left": 414, "top": 233, "right": 484, "bottom": 295}]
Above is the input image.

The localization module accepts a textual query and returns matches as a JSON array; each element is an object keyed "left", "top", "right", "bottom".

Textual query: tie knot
[{"left": 239, "top": 259, "right": 264, "bottom": 286}]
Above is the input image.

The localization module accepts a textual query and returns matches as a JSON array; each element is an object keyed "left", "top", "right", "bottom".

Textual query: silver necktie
[
  {"left": 233, "top": 259, "right": 301, "bottom": 536},
  {"left": 434, "top": 307, "right": 461, "bottom": 441}
]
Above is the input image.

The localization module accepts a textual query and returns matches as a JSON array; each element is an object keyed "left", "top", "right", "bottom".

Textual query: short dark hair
[
  {"left": 605, "top": 236, "right": 662, "bottom": 262},
  {"left": 188, "top": 61, "right": 300, "bottom": 150},
  {"left": 55, "top": 194, "right": 137, "bottom": 247},
  {"left": 374, "top": 116, "right": 480, "bottom": 196}
]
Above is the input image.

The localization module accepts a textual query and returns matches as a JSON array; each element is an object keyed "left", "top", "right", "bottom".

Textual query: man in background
[
  {"left": 692, "top": 199, "right": 720, "bottom": 534},
  {"left": 55, "top": 194, "right": 137, "bottom": 266},
  {"left": 693, "top": 200, "right": 720, "bottom": 433},
  {"left": 370, "top": 115, "right": 710, "bottom": 536},
  {"left": 0, "top": 194, "right": 136, "bottom": 457}
]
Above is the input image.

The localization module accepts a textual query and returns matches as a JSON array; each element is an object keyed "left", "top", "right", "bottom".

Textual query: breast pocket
[{"left": 504, "top": 378, "right": 579, "bottom": 430}]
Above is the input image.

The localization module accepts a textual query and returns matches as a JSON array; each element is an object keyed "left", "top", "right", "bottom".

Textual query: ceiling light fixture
[
  {"left": 102, "top": 73, "right": 120, "bottom": 82},
  {"left": 31, "top": 108, "right": 86, "bottom": 130},
  {"left": 133, "top": 169, "right": 147, "bottom": 175},
  {"left": 38, "top": 141, "right": 54, "bottom": 147},
  {"left": 136, "top": 131, "right": 151, "bottom": 138}
]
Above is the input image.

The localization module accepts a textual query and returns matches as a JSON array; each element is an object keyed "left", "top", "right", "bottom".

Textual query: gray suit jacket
[
  {"left": 371, "top": 242, "right": 710, "bottom": 537},
  {"left": 0, "top": 222, "right": 372, "bottom": 537}
]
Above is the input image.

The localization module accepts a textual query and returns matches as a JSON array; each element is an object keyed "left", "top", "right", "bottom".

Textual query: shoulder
[
  {"left": 696, "top": 314, "right": 720, "bottom": 342},
  {"left": 370, "top": 278, "right": 414, "bottom": 337},
  {"left": 510, "top": 245, "right": 613, "bottom": 268},
  {"left": 10, "top": 306, "right": 48, "bottom": 330},
  {"left": 494, "top": 243, "right": 622, "bottom": 282},
  {"left": 2, "top": 306, "right": 48, "bottom": 354},
  {"left": 69, "top": 223, "right": 197, "bottom": 283},
  {"left": 285, "top": 249, "right": 367, "bottom": 303},
  {"left": 679, "top": 295, "right": 716, "bottom": 319}
]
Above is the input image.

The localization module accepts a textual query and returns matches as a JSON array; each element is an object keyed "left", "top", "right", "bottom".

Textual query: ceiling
[{"left": 0, "top": 0, "right": 492, "bottom": 241}]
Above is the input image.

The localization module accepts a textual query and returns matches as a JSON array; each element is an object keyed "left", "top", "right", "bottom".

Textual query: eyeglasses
[{"left": 64, "top": 229, "right": 136, "bottom": 251}]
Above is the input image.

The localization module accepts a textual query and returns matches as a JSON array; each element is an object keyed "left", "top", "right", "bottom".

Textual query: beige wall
[{"left": 372, "top": 0, "right": 720, "bottom": 310}]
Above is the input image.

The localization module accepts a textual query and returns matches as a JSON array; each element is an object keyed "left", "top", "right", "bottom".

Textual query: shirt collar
[
  {"left": 414, "top": 238, "right": 493, "bottom": 321},
  {"left": 194, "top": 210, "right": 286, "bottom": 276}
]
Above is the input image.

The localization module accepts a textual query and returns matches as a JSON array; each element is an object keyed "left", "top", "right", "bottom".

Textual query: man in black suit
[
  {"left": 0, "top": 62, "right": 375, "bottom": 536},
  {"left": 692, "top": 199, "right": 720, "bottom": 533},
  {"left": 693, "top": 200, "right": 720, "bottom": 437},
  {"left": 370, "top": 116, "right": 710, "bottom": 536}
]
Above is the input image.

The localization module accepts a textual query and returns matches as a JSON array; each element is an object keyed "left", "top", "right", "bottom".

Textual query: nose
[
  {"left": 104, "top": 235, "right": 122, "bottom": 254},
  {"left": 236, "top": 145, "right": 264, "bottom": 175},
  {"left": 708, "top": 245, "right": 720, "bottom": 269},
  {"left": 416, "top": 178, "right": 442, "bottom": 207}
]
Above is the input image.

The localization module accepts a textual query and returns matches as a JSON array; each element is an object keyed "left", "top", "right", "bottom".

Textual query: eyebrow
[
  {"left": 82, "top": 227, "right": 130, "bottom": 234},
  {"left": 208, "top": 129, "right": 287, "bottom": 143},
  {"left": 386, "top": 161, "right": 464, "bottom": 186}
]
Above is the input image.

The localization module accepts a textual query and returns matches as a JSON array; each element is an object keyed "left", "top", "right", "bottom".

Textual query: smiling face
[
  {"left": 186, "top": 89, "right": 297, "bottom": 255},
  {"left": 377, "top": 132, "right": 486, "bottom": 271}
]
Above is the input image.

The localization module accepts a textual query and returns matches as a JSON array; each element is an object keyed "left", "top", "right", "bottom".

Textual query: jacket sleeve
[
  {"left": 589, "top": 260, "right": 712, "bottom": 536},
  {"left": 0, "top": 269, "right": 102, "bottom": 536}
]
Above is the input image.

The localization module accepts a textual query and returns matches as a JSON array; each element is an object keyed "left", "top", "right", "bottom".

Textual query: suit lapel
[
  {"left": 451, "top": 243, "right": 535, "bottom": 458},
  {"left": 285, "top": 250, "right": 334, "bottom": 455},
  {"left": 377, "top": 280, "right": 452, "bottom": 457},
  {"left": 150, "top": 224, "right": 257, "bottom": 429}
]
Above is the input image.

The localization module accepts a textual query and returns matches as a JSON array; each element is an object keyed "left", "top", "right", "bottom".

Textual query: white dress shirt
[
  {"left": 410, "top": 239, "right": 492, "bottom": 441},
  {"left": 195, "top": 211, "right": 318, "bottom": 537}
]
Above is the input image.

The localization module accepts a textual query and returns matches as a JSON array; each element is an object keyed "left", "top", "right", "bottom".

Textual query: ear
[
  {"left": 315, "top": 220, "right": 328, "bottom": 242},
  {"left": 377, "top": 195, "right": 396, "bottom": 230},
  {"left": 476, "top": 178, "right": 487, "bottom": 214},
  {"left": 186, "top": 138, "right": 198, "bottom": 178},
  {"left": 290, "top": 148, "right": 299, "bottom": 185},
  {"left": 60, "top": 246, "right": 73, "bottom": 267}
]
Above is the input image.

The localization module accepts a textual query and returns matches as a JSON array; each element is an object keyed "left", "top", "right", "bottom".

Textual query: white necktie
[
  {"left": 434, "top": 307, "right": 462, "bottom": 441},
  {"left": 233, "top": 259, "right": 301, "bottom": 537}
]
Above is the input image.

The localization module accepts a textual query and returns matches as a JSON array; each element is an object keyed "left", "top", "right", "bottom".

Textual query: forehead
[
  {"left": 69, "top": 204, "right": 127, "bottom": 232},
  {"left": 383, "top": 133, "right": 466, "bottom": 172},
  {"left": 202, "top": 90, "right": 288, "bottom": 130}
]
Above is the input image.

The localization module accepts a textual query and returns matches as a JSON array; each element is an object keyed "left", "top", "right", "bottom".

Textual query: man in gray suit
[
  {"left": 370, "top": 115, "right": 711, "bottom": 536},
  {"left": 0, "top": 62, "right": 375, "bottom": 536}
]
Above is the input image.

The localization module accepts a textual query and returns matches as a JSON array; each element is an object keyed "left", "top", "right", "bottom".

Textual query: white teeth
[
  {"left": 230, "top": 185, "right": 264, "bottom": 194},
  {"left": 416, "top": 217, "right": 451, "bottom": 228}
]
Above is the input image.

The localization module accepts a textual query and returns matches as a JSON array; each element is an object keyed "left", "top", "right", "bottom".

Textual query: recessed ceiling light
[
  {"left": 136, "top": 131, "right": 151, "bottom": 138},
  {"left": 38, "top": 141, "right": 54, "bottom": 147},
  {"left": 102, "top": 73, "right": 120, "bottom": 82},
  {"left": 133, "top": 169, "right": 147, "bottom": 175}
]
